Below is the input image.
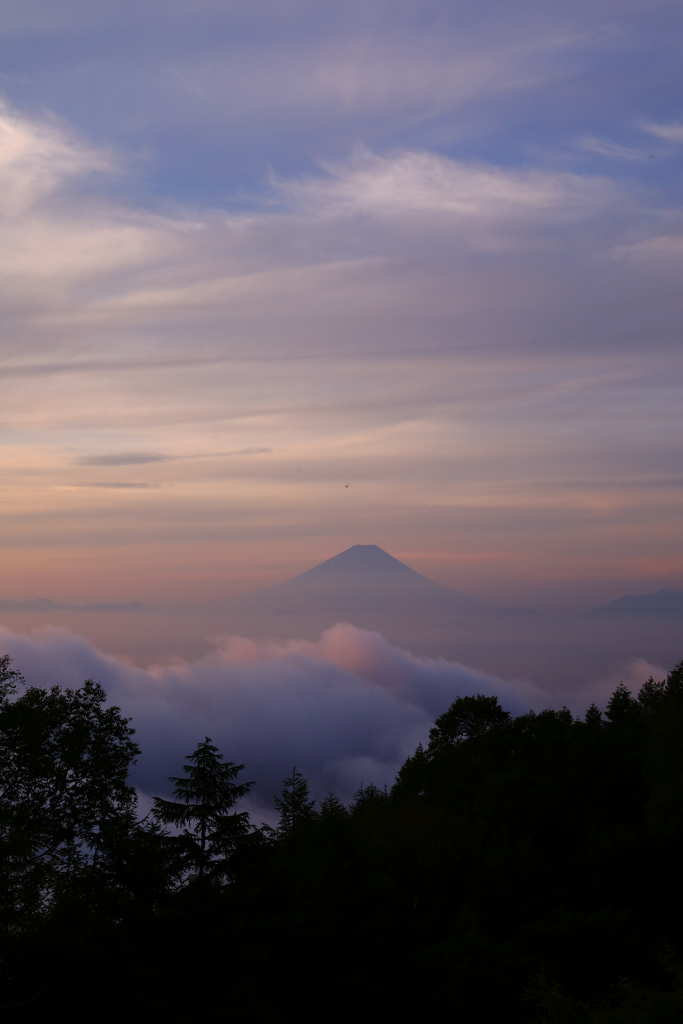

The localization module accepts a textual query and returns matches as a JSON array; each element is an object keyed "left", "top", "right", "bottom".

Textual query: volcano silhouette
[
  {"left": 238, "top": 544, "right": 494, "bottom": 619},
  {"left": 291, "top": 544, "right": 445, "bottom": 581}
]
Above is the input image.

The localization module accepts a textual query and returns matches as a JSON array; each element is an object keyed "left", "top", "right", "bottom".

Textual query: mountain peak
[
  {"left": 237, "top": 543, "right": 496, "bottom": 618},
  {"left": 293, "top": 544, "right": 425, "bottom": 581}
]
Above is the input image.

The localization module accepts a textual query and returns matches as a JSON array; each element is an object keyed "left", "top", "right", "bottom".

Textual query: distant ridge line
[
  {"left": 0, "top": 599, "right": 148, "bottom": 612},
  {"left": 590, "top": 589, "right": 683, "bottom": 615}
]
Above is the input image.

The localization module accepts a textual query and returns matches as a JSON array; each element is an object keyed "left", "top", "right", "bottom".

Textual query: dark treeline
[{"left": 2, "top": 653, "right": 683, "bottom": 1022}]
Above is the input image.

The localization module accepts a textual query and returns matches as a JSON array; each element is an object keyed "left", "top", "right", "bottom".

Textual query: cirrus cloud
[
  {"left": 0, "top": 94, "right": 681, "bottom": 613},
  {"left": 0, "top": 99, "right": 112, "bottom": 215}
]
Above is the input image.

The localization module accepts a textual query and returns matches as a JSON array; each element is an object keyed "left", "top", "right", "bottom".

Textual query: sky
[{"left": 1, "top": 0, "right": 683, "bottom": 615}]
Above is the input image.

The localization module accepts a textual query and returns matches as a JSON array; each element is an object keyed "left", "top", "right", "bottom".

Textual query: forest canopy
[{"left": 2, "top": 653, "right": 683, "bottom": 1022}]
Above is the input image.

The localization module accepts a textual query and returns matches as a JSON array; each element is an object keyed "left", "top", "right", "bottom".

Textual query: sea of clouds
[{"left": 0, "top": 622, "right": 556, "bottom": 816}]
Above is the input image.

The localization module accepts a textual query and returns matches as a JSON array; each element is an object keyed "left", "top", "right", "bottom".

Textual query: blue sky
[{"left": 3, "top": 1, "right": 683, "bottom": 200}]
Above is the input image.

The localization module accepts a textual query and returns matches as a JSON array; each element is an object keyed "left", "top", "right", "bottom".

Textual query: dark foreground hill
[{"left": 3, "top": 652, "right": 683, "bottom": 1022}]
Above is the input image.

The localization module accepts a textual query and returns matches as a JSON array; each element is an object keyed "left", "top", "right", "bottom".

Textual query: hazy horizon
[
  {"left": 0, "top": 545, "right": 678, "bottom": 706},
  {"left": 1, "top": 540, "right": 682, "bottom": 614}
]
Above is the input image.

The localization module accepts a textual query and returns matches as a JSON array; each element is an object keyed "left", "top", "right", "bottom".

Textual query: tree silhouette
[
  {"left": 274, "top": 767, "right": 315, "bottom": 834},
  {"left": 0, "top": 664, "right": 140, "bottom": 927},
  {"left": 584, "top": 702, "right": 603, "bottom": 726},
  {"left": 427, "top": 693, "right": 511, "bottom": 751},
  {"left": 319, "top": 792, "right": 348, "bottom": 819},
  {"left": 605, "top": 681, "right": 643, "bottom": 723},
  {"left": 153, "top": 738, "right": 253, "bottom": 882}
]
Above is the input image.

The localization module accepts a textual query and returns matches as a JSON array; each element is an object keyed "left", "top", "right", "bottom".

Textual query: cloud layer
[{"left": 0, "top": 622, "right": 548, "bottom": 810}]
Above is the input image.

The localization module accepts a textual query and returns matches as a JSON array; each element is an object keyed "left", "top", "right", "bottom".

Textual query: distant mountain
[
  {"left": 0, "top": 599, "right": 148, "bottom": 612},
  {"left": 590, "top": 590, "right": 683, "bottom": 616},
  {"left": 82, "top": 602, "right": 148, "bottom": 611},
  {"left": 239, "top": 544, "right": 496, "bottom": 617},
  {"left": 292, "top": 544, "right": 439, "bottom": 581},
  {"left": 0, "top": 599, "right": 69, "bottom": 611}
]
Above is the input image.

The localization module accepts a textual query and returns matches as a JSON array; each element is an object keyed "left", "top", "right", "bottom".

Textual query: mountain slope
[
  {"left": 291, "top": 544, "right": 433, "bottom": 581},
  {"left": 239, "top": 544, "right": 494, "bottom": 617},
  {"left": 590, "top": 590, "right": 683, "bottom": 616}
]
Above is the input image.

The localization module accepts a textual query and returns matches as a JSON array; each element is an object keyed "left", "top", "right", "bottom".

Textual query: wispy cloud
[
  {"left": 70, "top": 481, "right": 159, "bottom": 489},
  {"left": 0, "top": 99, "right": 112, "bottom": 215},
  {"left": 76, "top": 452, "right": 173, "bottom": 466},
  {"left": 640, "top": 120, "right": 683, "bottom": 142},
  {"left": 74, "top": 448, "right": 272, "bottom": 466},
  {"left": 280, "top": 148, "right": 615, "bottom": 219},
  {"left": 577, "top": 135, "right": 648, "bottom": 161}
]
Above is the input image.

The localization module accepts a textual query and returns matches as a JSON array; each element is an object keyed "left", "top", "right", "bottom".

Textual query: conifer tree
[
  {"left": 153, "top": 738, "right": 253, "bottom": 882},
  {"left": 319, "top": 792, "right": 348, "bottom": 819},
  {"left": 274, "top": 767, "right": 316, "bottom": 834},
  {"left": 351, "top": 782, "right": 388, "bottom": 812},
  {"left": 637, "top": 676, "right": 667, "bottom": 715},
  {"left": 605, "top": 682, "right": 640, "bottom": 723},
  {"left": 584, "top": 703, "right": 603, "bottom": 726},
  {"left": 666, "top": 659, "right": 683, "bottom": 694}
]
